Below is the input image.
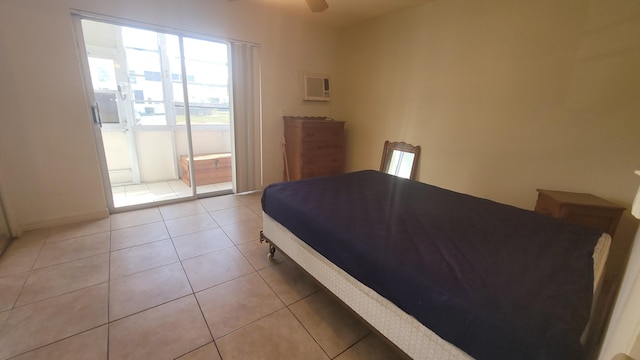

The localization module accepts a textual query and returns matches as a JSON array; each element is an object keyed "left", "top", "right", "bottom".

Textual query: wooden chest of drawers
[
  {"left": 283, "top": 116, "right": 345, "bottom": 181},
  {"left": 180, "top": 153, "right": 232, "bottom": 186}
]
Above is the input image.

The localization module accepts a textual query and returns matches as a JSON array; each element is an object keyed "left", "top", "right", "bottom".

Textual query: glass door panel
[
  {"left": 166, "top": 37, "right": 232, "bottom": 194},
  {"left": 81, "top": 20, "right": 187, "bottom": 209},
  {"left": 86, "top": 51, "right": 140, "bottom": 186},
  {"left": 79, "top": 18, "right": 233, "bottom": 210},
  {"left": 170, "top": 37, "right": 232, "bottom": 195}
]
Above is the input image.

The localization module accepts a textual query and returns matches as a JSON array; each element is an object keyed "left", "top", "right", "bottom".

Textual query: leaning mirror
[{"left": 380, "top": 141, "right": 420, "bottom": 180}]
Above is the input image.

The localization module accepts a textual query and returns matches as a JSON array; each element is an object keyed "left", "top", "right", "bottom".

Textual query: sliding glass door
[{"left": 76, "top": 18, "right": 233, "bottom": 211}]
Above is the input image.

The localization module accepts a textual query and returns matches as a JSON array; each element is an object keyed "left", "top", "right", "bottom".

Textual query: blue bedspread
[{"left": 261, "top": 170, "right": 602, "bottom": 360}]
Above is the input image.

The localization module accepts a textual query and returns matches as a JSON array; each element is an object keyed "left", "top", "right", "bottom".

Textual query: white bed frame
[{"left": 262, "top": 212, "right": 611, "bottom": 359}]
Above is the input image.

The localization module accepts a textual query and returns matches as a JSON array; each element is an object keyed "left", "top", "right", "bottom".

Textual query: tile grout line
[
  {"left": 185, "top": 224, "right": 290, "bottom": 347},
  {"left": 252, "top": 259, "right": 332, "bottom": 358},
  {"left": 284, "top": 305, "right": 334, "bottom": 359},
  {"left": 5, "top": 324, "right": 109, "bottom": 360},
  {"left": 2, "top": 226, "right": 111, "bottom": 353},
  {"left": 1, "top": 196, "right": 277, "bottom": 359},
  {"left": 251, "top": 238, "right": 374, "bottom": 359},
  {"left": 164, "top": 215, "right": 223, "bottom": 359},
  {"left": 4, "top": 228, "right": 51, "bottom": 322},
  {"left": 106, "top": 221, "right": 113, "bottom": 360}
]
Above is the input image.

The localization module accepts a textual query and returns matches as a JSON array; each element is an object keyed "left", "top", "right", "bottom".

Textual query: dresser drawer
[
  {"left": 300, "top": 123, "right": 344, "bottom": 141},
  {"left": 300, "top": 140, "right": 344, "bottom": 155},
  {"left": 301, "top": 166, "right": 343, "bottom": 178},
  {"left": 300, "top": 154, "right": 344, "bottom": 169}
]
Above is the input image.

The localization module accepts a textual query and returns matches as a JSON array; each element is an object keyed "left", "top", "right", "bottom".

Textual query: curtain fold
[{"left": 230, "top": 42, "right": 262, "bottom": 193}]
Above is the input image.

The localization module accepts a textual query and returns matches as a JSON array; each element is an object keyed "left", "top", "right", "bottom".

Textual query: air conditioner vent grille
[{"left": 303, "top": 74, "right": 330, "bottom": 101}]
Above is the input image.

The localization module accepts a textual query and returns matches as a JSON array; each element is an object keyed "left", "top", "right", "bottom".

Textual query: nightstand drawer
[
  {"left": 535, "top": 189, "right": 625, "bottom": 236},
  {"left": 561, "top": 205, "right": 625, "bottom": 234}
]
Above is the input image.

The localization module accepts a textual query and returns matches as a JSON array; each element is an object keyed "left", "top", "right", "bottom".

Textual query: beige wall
[
  {"left": 334, "top": 1, "right": 640, "bottom": 358},
  {"left": 335, "top": 0, "right": 640, "bottom": 269},
  {"left": 336, "top": 0, "right": 639, "bottom": 209},
  {"left": 0, "top": 0, "right": 337, "bottom": 231},
  {"left": 0, "top": 0, "right": 108, "bottom": 231},
  {"left": 1, "top": 0, "right": 639, "bottom": 357},
  {"left": 603, "top": 225, "right": 640, "bottom": 360}
]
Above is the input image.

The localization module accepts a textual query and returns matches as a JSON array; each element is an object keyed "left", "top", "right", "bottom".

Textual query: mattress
[
  {"left": 261, "top": 170, "right": 607, "bottom": 359},
  {"left": 262, "top": 213, "right": 610, "bottom": 360}
]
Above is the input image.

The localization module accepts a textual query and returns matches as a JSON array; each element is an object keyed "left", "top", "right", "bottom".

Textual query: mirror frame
[{"left": 380, "top": 140, "right": 421, "bottom": 180}]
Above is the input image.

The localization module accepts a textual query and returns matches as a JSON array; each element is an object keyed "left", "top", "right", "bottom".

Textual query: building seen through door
[{"left": 81, "top": 19, "right": 233, "bottom": 209}]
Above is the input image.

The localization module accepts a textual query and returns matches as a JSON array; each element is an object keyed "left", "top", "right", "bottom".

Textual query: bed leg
[{"left": 260, "top": 231, "right": 277, "bottom": 259}]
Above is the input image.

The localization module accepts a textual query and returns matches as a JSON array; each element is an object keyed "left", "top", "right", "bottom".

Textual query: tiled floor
[
  {"left": 0, "top": 193, "right": 408, "bottom": 360},
  {"left": 112, "top": 180, "right": 232, "bottom": 208}
]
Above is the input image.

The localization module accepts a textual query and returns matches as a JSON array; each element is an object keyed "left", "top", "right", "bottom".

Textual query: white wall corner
[{"left": 600, "top": 171, "right": 640, "bottom": 360}]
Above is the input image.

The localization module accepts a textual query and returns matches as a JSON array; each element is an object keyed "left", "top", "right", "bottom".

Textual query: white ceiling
[{"left": 251, "top": 0, "right": 435, "bottom": 28}]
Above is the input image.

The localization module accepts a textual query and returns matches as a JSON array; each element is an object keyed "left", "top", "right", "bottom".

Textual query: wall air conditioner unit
[{"left": 303, "top": 73, "right": 330, "bottom": 101}]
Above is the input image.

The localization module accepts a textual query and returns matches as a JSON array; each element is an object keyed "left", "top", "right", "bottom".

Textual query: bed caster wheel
[{"left": 268, "top": 245, "right": 276, "bottom": 259}]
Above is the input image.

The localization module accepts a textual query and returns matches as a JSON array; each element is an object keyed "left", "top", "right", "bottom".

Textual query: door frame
[
  {"left": 72, "top": 13, "right": 236, "bottom": 213},
  {"left": 71, "top": 10, "right": 221, "bottom": 213},
  {"left": 72, "top": 15, "right": 118, "bottom": 211}
]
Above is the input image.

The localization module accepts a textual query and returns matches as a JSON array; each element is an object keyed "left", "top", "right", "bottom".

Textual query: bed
[{"left": 260, "top": 170, "right": 611, "bottom": 360}]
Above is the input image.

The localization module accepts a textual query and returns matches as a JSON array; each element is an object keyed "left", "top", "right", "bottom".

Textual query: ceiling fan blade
[{"left": 305, "top": 0, "right": 328, "bottom": 13}]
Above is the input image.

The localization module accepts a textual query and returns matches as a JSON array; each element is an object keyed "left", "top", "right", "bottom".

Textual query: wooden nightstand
[
  {"left": 535, "top": 189, "right": 626, "bottom": 360},
  {"left": 534, "top": 189, "right": 625, "bottom": 237}
]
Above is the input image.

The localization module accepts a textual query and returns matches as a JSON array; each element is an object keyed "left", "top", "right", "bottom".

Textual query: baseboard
[{"left": 20, "top": 208, "right": 110, "bottom": 234}]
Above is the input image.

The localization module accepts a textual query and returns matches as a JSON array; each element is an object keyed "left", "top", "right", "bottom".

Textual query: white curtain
[{"left": 230, "top": 42, "right": 262, "bottom": 193}]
